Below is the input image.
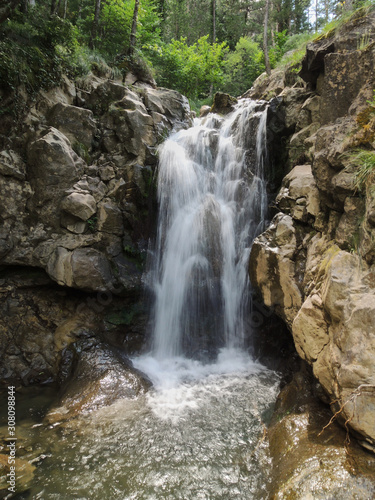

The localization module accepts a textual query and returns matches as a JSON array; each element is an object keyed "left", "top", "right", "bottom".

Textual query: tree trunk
[
  {"left": 263, "top": 0, "right": 271, "bottom": 76},
  {"left": 50, "top": 0, "right": 57, "bottom": 14},
  {"left": 89, "top": 0, "right": 101, "bottom": 50},
  {"left": 128, "top": 0, "right": 140, "bottom": 58},
  {"left": 212, "top": 0, "right": 216, "bottom": 42},
  {"left": 0, "top": 0, "right": 22, "bottom": 23}
]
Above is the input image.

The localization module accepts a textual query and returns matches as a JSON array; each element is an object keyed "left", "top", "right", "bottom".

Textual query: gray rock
[
  {"left": 61, "top": 192, "right": 97, "bottom": 221},
  {"left": 48, "top": 102, "right": 97, "bottom": 150}
]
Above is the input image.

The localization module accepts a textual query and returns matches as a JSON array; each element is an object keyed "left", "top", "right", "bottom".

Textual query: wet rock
[
  {"left": 210, "top": 92, "right": 238, "bottom": 115},
  {"left": 268, "top": 367, "right": 375, "bottom": 498},
  {"left": 200, "top": 105, "right": 211, "bottom": 117},
  {"left": 0, "top": 454, "right": 35, "bottom": 495},
  {"left": 46, "top": 342, "right": 151, "bottom": 423}
]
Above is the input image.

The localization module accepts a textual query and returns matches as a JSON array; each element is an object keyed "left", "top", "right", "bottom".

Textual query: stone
[
  {"left": 320, "top": 51, "right": 372, "bottom": 125},
  {"left": 249, "top": 214, "right": 303, "bottom": 328},
  {"left": 99, "top": 165, "right": 115, "bottom": 181},
  {"left": 335, "top": 197, "right": 365, "bottom": 250},
  {"left": 243, "top": 68, "right": 286, "bottom": 100},
  {"left": 200, "top": 105, "right": 211, "bottom": 117},
  {"left": 97, "top": 200, "right": 124, "bottom": 235},
  {"left": 299, "top": 37, "right": 335, "bottom": 86},
  {"left": 0, "top": 150, "right": 26, "bottom": 180},
  {"left": 46, "top": 342, "right": 151, "bottom": 423},
  {"left": 210, "top": 92, "right": 238, "bottom": 115},
  {"left": 60, "top": 212, "right": 88, "bottom": 234},
  {"left": 292, "top": 294, "right": 328, "bottom": 362},
  {"left": 142, "top": 87, "right": 192, "bottom": 128},
  {"left": 61, "top": 192, "right": 97, "bottom": 221},
  {"left": 278, "top": 87, "right": 311, "bottom": 130},
  {"left": 48, "top": 102, "right": 97, "bottom": 150},
  {"left": 47, "top": 247, "right": 114, "bottom": 292},
  {"left": 276, "top": 164, "right": 320, "bottom": 221},
  {"left": 27, "top": 127, "right": 85, "bottom": 227}
]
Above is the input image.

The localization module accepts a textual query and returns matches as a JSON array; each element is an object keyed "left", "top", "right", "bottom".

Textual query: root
[{"left": 318, "top": 384, "right": 375, "bottom": 453}]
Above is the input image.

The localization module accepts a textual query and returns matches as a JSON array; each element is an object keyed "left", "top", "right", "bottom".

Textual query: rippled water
[{"left": 10, "top": 350, "right": 280, "bottom": 499}]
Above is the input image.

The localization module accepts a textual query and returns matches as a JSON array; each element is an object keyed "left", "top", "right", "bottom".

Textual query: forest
[{"left": 0, "top": 0, "right": 368, "bottom": 111}]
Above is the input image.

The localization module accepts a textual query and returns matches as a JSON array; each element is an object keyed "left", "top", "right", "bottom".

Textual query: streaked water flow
[{"left": 146, "top": 100, "right": 268, "bottom": 359}]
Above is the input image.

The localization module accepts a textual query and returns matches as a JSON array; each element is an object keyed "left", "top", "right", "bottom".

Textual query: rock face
[
  {"left": 0, "top": 78, "right": 192, "bottom": 294},
  {"left": 249, "top": 10, "right": 375, "bottom": 451},
  {"left": 0, "top": 76, "right": 192, "bottom": 383}
]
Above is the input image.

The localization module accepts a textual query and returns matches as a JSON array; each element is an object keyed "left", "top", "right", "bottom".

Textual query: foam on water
[{"left": 133, "top": 348, "right": 266, "bottom": 423}]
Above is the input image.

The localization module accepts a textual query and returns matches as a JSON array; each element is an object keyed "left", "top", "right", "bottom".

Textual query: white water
[{"left": 144, "top": 99, "right": 268, "bottom": 361}]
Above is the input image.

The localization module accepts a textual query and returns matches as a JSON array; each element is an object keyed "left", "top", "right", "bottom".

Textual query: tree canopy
[{"left": 0, "top": 0, "right": 366, "bottom": 109}]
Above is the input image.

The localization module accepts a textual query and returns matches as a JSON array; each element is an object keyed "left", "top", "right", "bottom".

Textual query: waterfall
[{"left": 147, "top": 99, "right": 268, "bottom": 361}]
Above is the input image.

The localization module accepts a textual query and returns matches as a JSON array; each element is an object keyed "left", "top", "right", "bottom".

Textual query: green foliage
[
  {"left": 276, "top": 31, "right": 314, "bottom": 69},
  {"left": 222, "top": 37, "right": 265, "bottom": 97},
  {"left": 145, "top": 35, "right": 228, "bottom": 99},
  {"left": 72, "top": 141, "right": 91, "bottom": 163},
  {"left": 346, "top": 149, "right": 375, "bottom": 193},
  {"left": 0, "top": 9, "right": 78, "bottom": 96},
  {"left": 87, "top": 215, "right": 98, "bottom": 232},
  {"left": 189, "top": 96, "right": 213, "bottom": 115},
  {"left": 80, "top": 0, "right": 161, "bottom": 58}
]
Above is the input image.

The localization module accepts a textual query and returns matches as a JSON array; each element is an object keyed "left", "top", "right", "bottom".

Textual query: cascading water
[
  {"left": 12, "top": 100, "right": 284, "bottom": 500},
  {"left": 146, "top": 99, "right": 269, "bottom": 360},
  {"left": 6, "top": 100, "right": 375, "bottom": 500}
]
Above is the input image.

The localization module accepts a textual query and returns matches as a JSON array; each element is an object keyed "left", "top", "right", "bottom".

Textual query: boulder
[
  {"left": 275, "top": 164, "right": 320, "bottom": 221},
  {"left": 27, "top": 128, "right": 85, "bottom": 227},
  {"left": 210, "top": 92, "right": 238, "bottom": 115},
  {"left": 47, "top": 247, "right": 114, "bottom": 292},
  {"left": 61, "top": 192, "right": 97, "bottom": 221},
  {"left": 249, "top": 214, "right": 303, "bottom": 328},
  {"left": 200, "top": 105, "right": 211, "bottom": 117},
  {"left": 46, "top": 342, "right": 151, "bottom": 423},
  {"left": 142, "top": 87, "right": 192, "bottom": 128},
  {"left": 97, "top": 200, "right": 124, "bottom": 235},
  {"left": 48, "top": 102, "right": 97, "bottom": 150},
  {"left": 0, "top": 150, "right": 26, "bottom": 180}
]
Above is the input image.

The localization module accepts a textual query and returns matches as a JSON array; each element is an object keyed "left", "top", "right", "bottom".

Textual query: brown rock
[{"left": 210, "top": 92, "right": 238, "bottom": 115}]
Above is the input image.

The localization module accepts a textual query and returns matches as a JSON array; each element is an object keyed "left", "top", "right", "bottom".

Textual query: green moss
[{"left": 105, "top": 309, "right": 136, "bottom": 326}]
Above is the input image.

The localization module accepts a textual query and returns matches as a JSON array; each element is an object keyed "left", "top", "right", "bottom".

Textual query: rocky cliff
[
  {"left": 249, "top": 8, "right": 375, "bottom": 451},
  {"left": 0, "top": 75, "right": 192, "bottom": 384}
]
